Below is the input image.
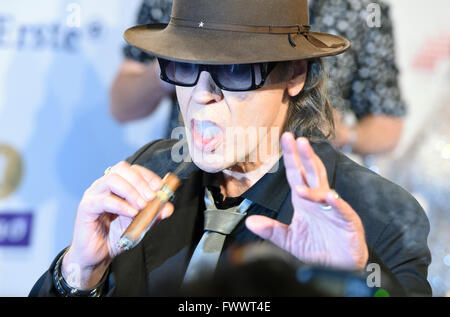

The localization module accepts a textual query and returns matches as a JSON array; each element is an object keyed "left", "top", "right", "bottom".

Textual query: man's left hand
[{"left": 246, "top": 132, "right": 369, "bottom": 271}]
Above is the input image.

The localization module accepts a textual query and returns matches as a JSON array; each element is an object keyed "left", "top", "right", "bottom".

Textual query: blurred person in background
[
  {"left": 388, "top": 63, "right": 450, "bottom": 296},
  {"left": 110, "top": 0, "right": 178, "bottom": 139},
  {"left": 110, "top": 0, "right": 406, "bottom": 157},
  {"left": 309, "top": 0, "right": 406, "bottom": 156}
]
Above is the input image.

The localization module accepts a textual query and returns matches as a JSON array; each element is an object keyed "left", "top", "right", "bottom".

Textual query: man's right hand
[{"left": 61, "top": 161, "right": 174, "bottom": 289}]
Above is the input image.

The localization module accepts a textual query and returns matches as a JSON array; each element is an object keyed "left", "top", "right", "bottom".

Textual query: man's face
[{"left": 176, "top": 64, "right": 296, "bottom": 173}]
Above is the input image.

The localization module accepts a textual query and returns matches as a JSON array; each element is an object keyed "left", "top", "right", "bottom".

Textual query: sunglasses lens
[
  {"left": 159, "top": 59, "right": 270, "bottom": 91},
  {"left": 215, "top": 64, "right": 253, "bottom": 90},
  {"left": 164, "top": 60, "right": 199, "bottom": 85}
]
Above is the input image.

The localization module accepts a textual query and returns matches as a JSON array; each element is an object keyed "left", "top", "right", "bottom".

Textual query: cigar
[{"left": 117, "top": 160, "right": 196, "bottom": 251}]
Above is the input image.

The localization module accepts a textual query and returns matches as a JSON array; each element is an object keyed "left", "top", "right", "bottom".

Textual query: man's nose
[{"left": 192, "top": 71, "right": 223, "bottom": 105}]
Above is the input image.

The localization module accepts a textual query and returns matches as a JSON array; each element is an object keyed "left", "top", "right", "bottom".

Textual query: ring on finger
[
  {"left": 319, "top": 190, "right": 339, "bottom": 210},
  {"left": 104, "top": 166, "right": 113, "bottom": 176}
]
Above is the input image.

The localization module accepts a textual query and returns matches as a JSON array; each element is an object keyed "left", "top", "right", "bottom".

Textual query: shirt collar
[{"left": 201, "top": 140, "right": 337, "bottom": 213}]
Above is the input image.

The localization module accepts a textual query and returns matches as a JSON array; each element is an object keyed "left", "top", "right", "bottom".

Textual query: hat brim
[{"left": 124, "top": 23, "right": 350, "bottom": 65}]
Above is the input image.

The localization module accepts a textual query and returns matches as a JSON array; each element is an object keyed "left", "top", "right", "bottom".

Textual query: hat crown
[
  {"left": 171, "top": 0, "right": 309, "bottom": 26},
  {"left": 124, "top": 0, "right": 349, "bottom": 65}
]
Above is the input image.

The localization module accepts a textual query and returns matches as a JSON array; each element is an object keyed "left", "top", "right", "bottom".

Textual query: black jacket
[{"left": 30, "top": 139, "right": 432, "bottom": 296}]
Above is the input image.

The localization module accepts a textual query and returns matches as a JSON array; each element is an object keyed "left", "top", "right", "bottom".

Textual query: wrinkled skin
[{"left": 246, "top": 132, "right": 368, "bottom": 271}]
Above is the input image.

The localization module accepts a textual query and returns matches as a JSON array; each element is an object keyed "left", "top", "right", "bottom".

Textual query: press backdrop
[{"left": 0, "top": 0, "right": 448, "bottom": 296}]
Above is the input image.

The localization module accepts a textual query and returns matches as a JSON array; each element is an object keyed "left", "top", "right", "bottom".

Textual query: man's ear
[{"left": 287, "top": 60, "right": 308, "bottom": 97}]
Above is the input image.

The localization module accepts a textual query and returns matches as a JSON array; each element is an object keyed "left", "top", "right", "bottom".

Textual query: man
[{"left": 30, "top": 0, "right": 431, "bottom": 297}]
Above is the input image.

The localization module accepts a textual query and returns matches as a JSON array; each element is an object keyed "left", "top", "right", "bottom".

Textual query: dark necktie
[{"left": 182, "top": 188, "right": 252, "bottom": 284}]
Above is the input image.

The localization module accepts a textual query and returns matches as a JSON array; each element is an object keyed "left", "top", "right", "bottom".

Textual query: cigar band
[{"left": 156, "top": 185, "right": 174, "bottom": 202}]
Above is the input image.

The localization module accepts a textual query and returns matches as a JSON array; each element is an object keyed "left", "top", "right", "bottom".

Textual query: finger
[
  {"left": 324, "top": 190, "right": 358, "bottom": 222},
  {"left": 93, "top": 173, "right": 148, "bottom": 210},
  {"left": 295, "top": 186, "right": 328, "bottom": 204},
  {"left": 86, "top": 194, "right": 139, "bottom": 219},
  {"left": 245, "top": 215, "right": 289, "bottom": 249},
  {"left": 153, "top": 202, "right": 175, "bottom": 225},
  {"left": 113, "top": 162, "right": 158, "bottom": 201},
  {"left": 296, "top": 137, "right": 326, "bottom": 188},
  {"left": 281, "top": 132, "right": 307, "bottom": 189},
  {"left": 131, "top": 164, "right": 163, "bottom": 191},
  {"left": 160, "top": 202, "right": 175, "bottom": 220},
  {"left": 296, "top": 187, "right": 352, "bottom": 216}
]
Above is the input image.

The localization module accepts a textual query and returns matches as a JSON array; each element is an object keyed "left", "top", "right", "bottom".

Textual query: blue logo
[{"left": 0, "top": 213, "right": 33, "bottom": 247}]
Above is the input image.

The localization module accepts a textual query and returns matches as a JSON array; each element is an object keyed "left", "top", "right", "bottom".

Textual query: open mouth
[{"left": 191, "top": 119, "right": 224, "bottom": 152}]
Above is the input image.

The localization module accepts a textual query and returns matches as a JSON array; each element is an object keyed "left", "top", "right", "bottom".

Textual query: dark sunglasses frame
[{"left": 157, "top": 58, "right": 278, "bottom": 92}]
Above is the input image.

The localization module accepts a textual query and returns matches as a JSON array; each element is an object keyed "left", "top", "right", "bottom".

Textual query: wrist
[
  {"left": 54, "top": 249, "right": 110, "bottom": 297},
  {"left": 62, "top": 247, "right": 110, "bottom": 290}
]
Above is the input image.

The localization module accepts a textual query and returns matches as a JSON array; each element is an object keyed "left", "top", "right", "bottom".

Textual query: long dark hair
[{"left": 282, "top": 59, "right": 335, "bottom": 141}]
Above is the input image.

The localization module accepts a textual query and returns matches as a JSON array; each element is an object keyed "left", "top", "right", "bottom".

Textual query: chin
[
  {"left": 191, "top": 154, "right": 231, "bottom": 173},
  {"left": 192, "top": 160, "right": 225, "bottom": 173},
  {"left": 187, "top": 140, "right": 232, "bottom": 173}
]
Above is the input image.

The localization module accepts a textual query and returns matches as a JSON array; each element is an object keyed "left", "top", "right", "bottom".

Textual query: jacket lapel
[{"left": 142, "top": 170, "right": 205, "bottom": 295}]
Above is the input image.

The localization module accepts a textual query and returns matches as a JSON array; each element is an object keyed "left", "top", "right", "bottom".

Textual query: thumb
[{"left": 245, "top": 215, "right": 288, "bottom": 249}]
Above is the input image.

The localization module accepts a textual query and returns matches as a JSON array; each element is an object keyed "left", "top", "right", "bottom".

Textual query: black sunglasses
[{"left": 157, "top": 58, "right": 278, "bottom": 92}]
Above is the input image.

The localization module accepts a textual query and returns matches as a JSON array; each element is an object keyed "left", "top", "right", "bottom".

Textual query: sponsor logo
[
  {"left": 0, "top": 10, "right": 103, "bottom": 53},
  {"left": 0, "top": 213, "right": 33, "bottom": 247}
]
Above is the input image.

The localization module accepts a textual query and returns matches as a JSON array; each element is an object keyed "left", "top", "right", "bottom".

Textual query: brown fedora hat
[{"left": 124, "top": 0, "right": 350, "bottom": 64}]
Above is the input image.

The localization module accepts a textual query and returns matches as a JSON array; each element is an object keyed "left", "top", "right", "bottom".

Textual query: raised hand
[{"left": 246, "top": 132, "right": 368, "bottom": 271}]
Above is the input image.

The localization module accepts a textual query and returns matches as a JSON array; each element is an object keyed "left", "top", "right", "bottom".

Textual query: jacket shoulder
[
  {"left": 335, "top": 153, "right": 428, "bottom": 231},
  {"left": 334, "top": 152, "right": 431, "bottom": 293},
  {"left": 125, "top": 139, "right": 182, "bottom": 178}
]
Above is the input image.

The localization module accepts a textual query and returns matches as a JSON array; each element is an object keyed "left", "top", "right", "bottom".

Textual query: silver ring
[
  {"left": 319, "top": 204, "right": 332, "bottom": 210},
  {"left": 319, "top": 190, "right": 339, "bottom": 210},
  {"left": 104, "top": 166, "right": 113, "bottom": 176}
]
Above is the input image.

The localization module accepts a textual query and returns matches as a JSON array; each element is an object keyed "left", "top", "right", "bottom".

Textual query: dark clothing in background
[
  {"left": 123, "top": 0, "right": 173, "bottom": 64},
  {"left": 310, "top": 0, "right": 406, "bottom": 118},
  {"left": 30, "top": 138, "right": 431, "bottom": 296}
]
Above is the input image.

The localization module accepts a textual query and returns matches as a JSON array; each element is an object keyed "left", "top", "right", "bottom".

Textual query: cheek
[
  {"left": 231, "top": 91, "right": 285, "bottom": 128},
  {"left": 176, "top": 87, "right": 285, "bottom": 130},
  {"left": 175, "top": 86, "right": 191, "bottom": 114}
]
